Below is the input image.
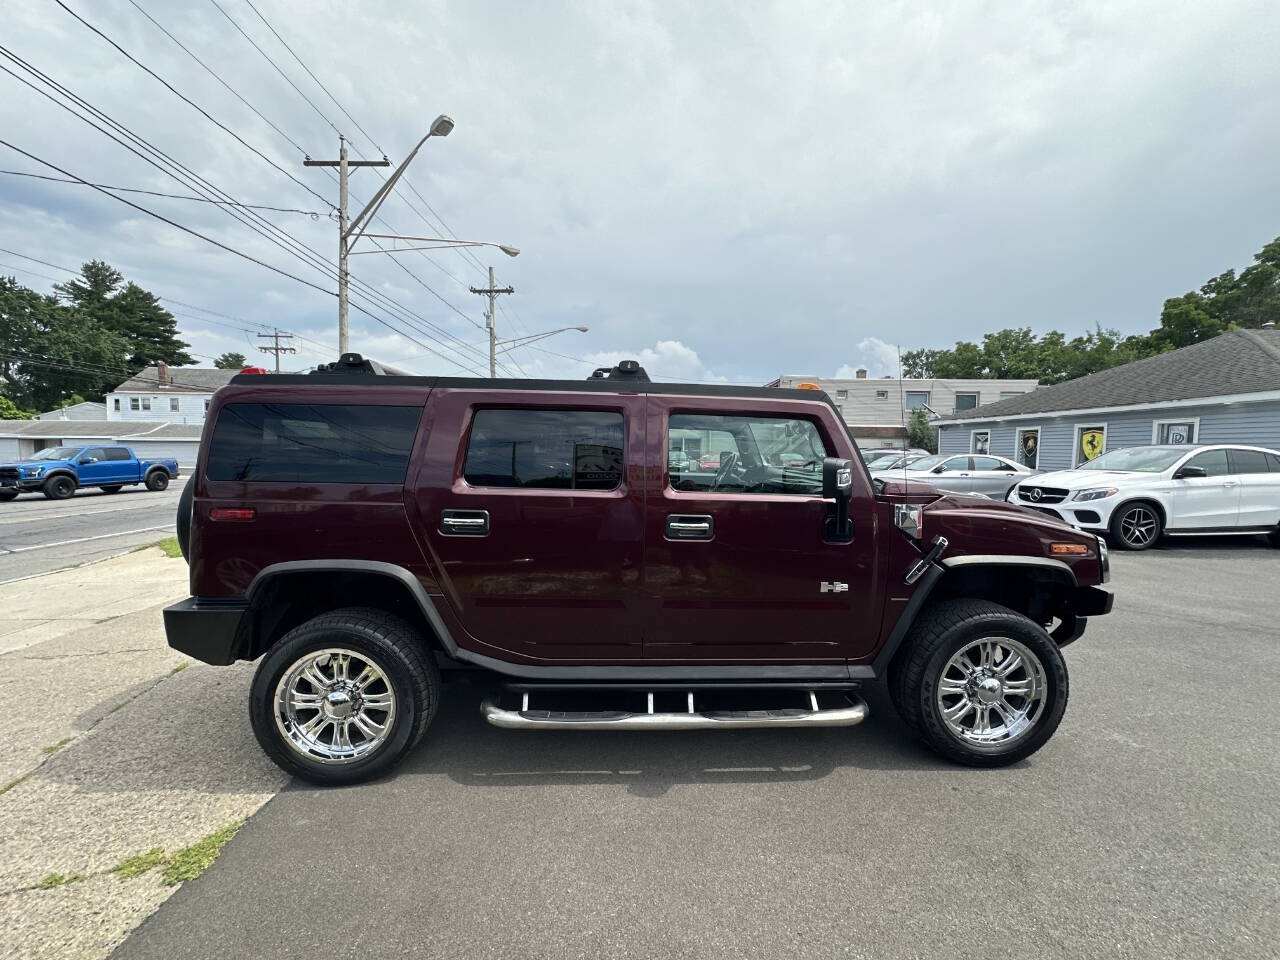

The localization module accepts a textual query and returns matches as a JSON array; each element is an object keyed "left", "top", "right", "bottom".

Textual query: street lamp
[{"left": 349, "top": 236, "right": 520, "bottom": 258}]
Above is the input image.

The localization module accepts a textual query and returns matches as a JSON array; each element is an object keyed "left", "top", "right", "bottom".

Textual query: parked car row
[{"left": 867, "top": 442, "right": 1280, "bottom": 551}]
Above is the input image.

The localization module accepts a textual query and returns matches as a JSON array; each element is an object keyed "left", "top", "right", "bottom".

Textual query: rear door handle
[
  {"left": 666, "top": 514, "right": 714, "bottom": 541},
  {"left": 440, "top": 509, "right": 490, "bottom": 536}
]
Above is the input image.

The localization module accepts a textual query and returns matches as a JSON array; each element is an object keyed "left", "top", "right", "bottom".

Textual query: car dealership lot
[
  {"left": 94, "top": 540, "right": 1280, "bottom": 960},
  {"left": 0, "top": 483, "right": 183, "bottom": 583}
]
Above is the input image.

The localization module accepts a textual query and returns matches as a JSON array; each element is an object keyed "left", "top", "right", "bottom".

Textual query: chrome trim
[{"left": 480, "top": 694, "right": 869, "bottom": 731}]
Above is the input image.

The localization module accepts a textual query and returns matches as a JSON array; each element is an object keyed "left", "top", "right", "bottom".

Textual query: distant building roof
[
  {"left": 35, "top": 401, "right": 108, "bottom": 421},
  {"left": 938, "top": 329, "right": 1280, "bottom": 423},
  {"left": 0, "top": 419, "right": 202, "bottom": 440},
  {"left": 111, "top": 365, "right": 237, "bottom": 395}
]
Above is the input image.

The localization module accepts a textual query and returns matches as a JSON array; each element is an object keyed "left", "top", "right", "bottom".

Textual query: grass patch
[
  {"left": 153, "top": 537, "right": 182, "bottom": 558},
  {"left": 0, "top": 772, "right": 32, "bottom": 796},
  {"left": 161, "top": 822, "right": 242, "bottom": 886},
  {"left": 40, "top": 737, "right": 72, "bottom": 756},
  {"left": 112, "top": 847, "right": 167, "bottom": 880},
  {"left": 170, "top": 662, "right": 188, "bottom": 674},
  {"left": 38, "top": 872, "right": 84, "bottom": 889}
]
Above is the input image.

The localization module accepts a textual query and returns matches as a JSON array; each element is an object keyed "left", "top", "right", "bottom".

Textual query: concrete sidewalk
[{"left": 0, "top": 547, "right": 287, "bottom": 960}]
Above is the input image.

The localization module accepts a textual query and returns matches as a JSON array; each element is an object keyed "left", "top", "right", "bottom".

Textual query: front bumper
[
  {"left": 1008, "top": 492, "right": 1117, "bottom": 530},
  {"left": 163, "top": 596, "right": 248, "bottom": 665}
]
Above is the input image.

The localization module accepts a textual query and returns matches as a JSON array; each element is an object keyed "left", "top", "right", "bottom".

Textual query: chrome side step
[{"left": 480, "top": 691, "right": 869, "bottom": 731}]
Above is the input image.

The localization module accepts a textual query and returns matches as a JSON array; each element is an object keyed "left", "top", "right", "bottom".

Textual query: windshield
[
  {"left": 901, "top": 454, "right": 948, "bottom": 471},
  {"left": 1078, "top": 447, "right": 1186, "bottom": 473},
  {"left": 865, "top": 454, "right": 901, "bottom": 470},
  {"left": 29, "top": 446, "right": 82, "bottom": 461}
]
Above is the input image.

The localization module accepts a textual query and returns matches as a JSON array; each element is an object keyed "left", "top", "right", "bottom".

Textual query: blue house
[{"left": 933, "top": 328, "right": 1280, "bottom": 471}]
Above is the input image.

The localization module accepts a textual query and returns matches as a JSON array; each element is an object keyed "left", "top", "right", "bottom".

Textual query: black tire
[
  {"left": 0, "top": 489, "right": 18, "bottom": 502},
  {"left": 42, "top": 475, "right": 76, "bottom": 500},
  {"left": 175, "top": 477, "right": 194, "bottom": 561},
  {"left": 1109, "top": 500, "right": 1162, "bottom": 550},
  {"left": 101, "top": 485, "right": 123, "bottom": 493},
  {"left": 888, "top": 599, "right": 1069, "bottom": 767},
  {"left": 249, "top": 607, "right": 439, "bottom": 786},
  {"left": 145, "top": 470, "right": 170, "bottom": 492},
  {"left": 1267, "top": 528, "right": 1280, "bottom": 549}
]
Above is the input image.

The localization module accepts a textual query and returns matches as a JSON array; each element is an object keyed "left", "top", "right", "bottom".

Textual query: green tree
[
  {"left": 54, "top": 261, "right": 193, "bottom": 369},
  {"left": 214, "top": 351, "right": 247, "bottom": 369},
  {"left": 906, "top": 234, "right": 1280, "bottom": 385},
  {"left": 906, "top": 408, "right": 937, "bottom": 453},
  {"left": 0, "top": 274, "right": 131, "bottom": 410},
  {"left": 0, "top": 393, "right": 35, "bottom": 419}
]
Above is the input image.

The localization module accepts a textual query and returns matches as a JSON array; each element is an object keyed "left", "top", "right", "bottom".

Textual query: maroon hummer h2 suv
[{"left": 165, "top": 355, "right": 1113, "bottom": 785}]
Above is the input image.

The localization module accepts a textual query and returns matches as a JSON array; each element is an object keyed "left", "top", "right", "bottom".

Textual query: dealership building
[{"left": 933, "top": 328, "right": 1280, "bottom": 471}]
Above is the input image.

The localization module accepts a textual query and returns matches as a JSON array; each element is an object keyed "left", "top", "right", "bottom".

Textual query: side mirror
[
  {"left": 822, "top": 457, "right": 853, "bottom": 501},
  {"left": 1174, "top": 465, "right": 1206, "bottom": 479},
  {"left": 79, "top": 456, "right": 98, "bottom": 465},
  {"left": 822, "top": 457, "right": 853, "bottom": 541},
  {"left": 931, "top": 464, "right": 946, "bottom": 474}
]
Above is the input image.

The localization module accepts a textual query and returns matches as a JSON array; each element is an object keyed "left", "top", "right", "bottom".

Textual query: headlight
[
  {"left": 22, "top": 466, "right": 43, "bottom": 477},
  {"left": 1072, "top": 487, "right": 1118, "bottom": 502}
]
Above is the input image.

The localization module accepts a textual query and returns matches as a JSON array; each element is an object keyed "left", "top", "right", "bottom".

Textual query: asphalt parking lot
[
  {"left": 110, "top": 539, "right": 1280, "bottom": 960},
  {"left": 0, "top": 482, "right": 183, "bottom": 583}
]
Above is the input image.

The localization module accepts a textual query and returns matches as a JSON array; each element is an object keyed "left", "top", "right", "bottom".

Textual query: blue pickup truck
[{"left": 0, "top": 445, "right": 179, "bottom": 501}]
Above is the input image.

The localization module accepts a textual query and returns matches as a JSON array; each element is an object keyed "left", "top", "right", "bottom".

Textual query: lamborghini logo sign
[{"left": 1080, "top": 429, "right": 1105, "bottom": 462}]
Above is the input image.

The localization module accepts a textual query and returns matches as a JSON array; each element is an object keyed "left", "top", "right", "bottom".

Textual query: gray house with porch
[{"left": 933, "top": 329, "right": 1280, "bottom": 471}]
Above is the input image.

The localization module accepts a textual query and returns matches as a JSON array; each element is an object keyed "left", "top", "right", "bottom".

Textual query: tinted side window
[
  {"left": 105, "top": 447, "right": 131, "bottom": 461},
  {"left": 971, "top": 456, "right": 1005, "bottom": 471},
  {"left": 1228, "top": 449, "right": 1269, "bottom": 475},
  {"left": 1185, "top": 450, "right": 1228, "bottom": 477},
  {"left": 939, "top": 457, "right": 970, "bottom": 472},
  {"left": 463, "top": 409, "right": 623, "bottom": 490},
  {"left": 82, "top": 448, "right": 106, "bottom": 461},
  {"left": 1268, "top": 453, "right": 1280, "bottom": 473},
  {"left": 669, "top": 414, "right": 829, "bottom": 495},
  {"left": 207, "top": 404, "right": 420, "bottom": 483}
]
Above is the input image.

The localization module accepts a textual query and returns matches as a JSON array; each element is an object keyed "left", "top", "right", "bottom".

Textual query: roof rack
[
  {"left": 589, "top": 359, "right": 650, "bottom": 382},
  {"left": 309, "top": 353, "right": 412, "bottom": 377}
]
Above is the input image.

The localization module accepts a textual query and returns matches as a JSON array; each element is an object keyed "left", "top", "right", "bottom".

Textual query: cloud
[
  {"left": 834, "top": 338, "right": 901, "bottom": 379},
  {"left": 582, "top": 340, "right": 723, "bottom": 383},
  {"left": 2, "top": 1, "right": 1278, "bottom": 384}
]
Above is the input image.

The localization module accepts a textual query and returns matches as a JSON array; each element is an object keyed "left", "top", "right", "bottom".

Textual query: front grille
[
  {"left": 1029, "top": 507, "right": 1063, "bottom": 520},
  {"left": 0, "top": 467, "right": 19, "bottom": 481},
  {"left": 1016, "top": 484, "right": 1069, "bottom": 505}
]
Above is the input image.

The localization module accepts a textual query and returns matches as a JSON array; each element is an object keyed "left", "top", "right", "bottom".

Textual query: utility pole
[
  {"left": 257, "top": 329, "right": 297, "bottom": 373},
  {"left": 470, "top": 266, "right": 514, "bottom": 377},
  {"left": 304, "top": 136, "right": 390, "bottom": 354}
]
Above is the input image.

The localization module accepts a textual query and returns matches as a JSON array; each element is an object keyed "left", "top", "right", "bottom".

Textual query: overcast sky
[{"left": 3, "top": 0, "right": 1279, "bottom": 382}]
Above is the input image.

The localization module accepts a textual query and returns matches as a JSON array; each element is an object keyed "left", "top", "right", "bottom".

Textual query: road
[
  {"left": 112, "top": 539, "right": 1280, "bottom": 960},
  {"left": 0, "top": 483, "right": 184, "bottom": 583}
]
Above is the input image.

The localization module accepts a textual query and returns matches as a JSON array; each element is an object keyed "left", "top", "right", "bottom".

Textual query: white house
[
  {"left": 105, "top": 363, "right": 237, "bottom": 424},
  {"left": 767, "top": 368, "right": 1039, "bottom": 450},
  {"left": 1, "top": 364, "right": 237, "bottom": 466}
]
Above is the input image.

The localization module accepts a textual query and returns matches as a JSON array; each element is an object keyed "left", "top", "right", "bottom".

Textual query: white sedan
[
  {"left": 871, "top": 453, "right": 1033, "bottom": 498},
  {"left": 1005, "top": 444, "right": 1280, "bottom": 550}
]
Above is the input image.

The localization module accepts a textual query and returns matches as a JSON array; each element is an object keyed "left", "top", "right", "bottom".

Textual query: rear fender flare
[{"left": 245, "top": 560, "right": 460, "bottom": 657}]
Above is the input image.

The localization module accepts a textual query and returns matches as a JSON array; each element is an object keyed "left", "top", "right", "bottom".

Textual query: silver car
[{"left": 872, "top": 453, "right": 1034, "bottom": 497}]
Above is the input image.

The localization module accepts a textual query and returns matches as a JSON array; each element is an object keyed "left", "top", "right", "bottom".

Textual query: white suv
[{"left": 1006, "top": 444, "right": 1280, "bottom": 550}]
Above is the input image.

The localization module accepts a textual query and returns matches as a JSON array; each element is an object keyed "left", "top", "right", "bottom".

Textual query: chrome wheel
[
  {"left": 274, "top": 648, "right": 397, "bottom": 764},
  {"left": 935, "top": 636, "right": 1048, "bottom": 752},
  {"left": 1119, "top": 505, "right": 1158, "bottom": 547}
]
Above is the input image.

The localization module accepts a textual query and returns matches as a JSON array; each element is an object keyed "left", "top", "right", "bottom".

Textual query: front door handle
[
  {"left": 666, "top": 514, "right": 714, "bottom": 541},
  {"left": 440, "top": 509, "right": 490, "bottom": 536}
]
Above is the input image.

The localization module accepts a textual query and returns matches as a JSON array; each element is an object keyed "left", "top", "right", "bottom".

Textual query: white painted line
[
  {"left": 0, "top": 500, "right": 178, "bottom": 526},
  {"left": 0, "top": 525, "right": 173, "bottom": 554}
]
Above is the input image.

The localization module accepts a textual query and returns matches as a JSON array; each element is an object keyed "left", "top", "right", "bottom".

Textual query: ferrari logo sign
[{"left": 1079, "top": 429, "right": 1105, "bottom": 462}]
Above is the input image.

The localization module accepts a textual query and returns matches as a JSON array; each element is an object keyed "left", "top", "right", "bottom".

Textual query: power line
[
  {"left": 0, "top": 137, "right": 337, "bottom": 296},
  {"left": 0, "top": 168, "right": 328, "bottom": 216},
  {"left": 53, "top": 0, "right": 333, "bottom": 211},
  {"left": 0, "top": 54, "right": 485, "bottom": 374}
]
